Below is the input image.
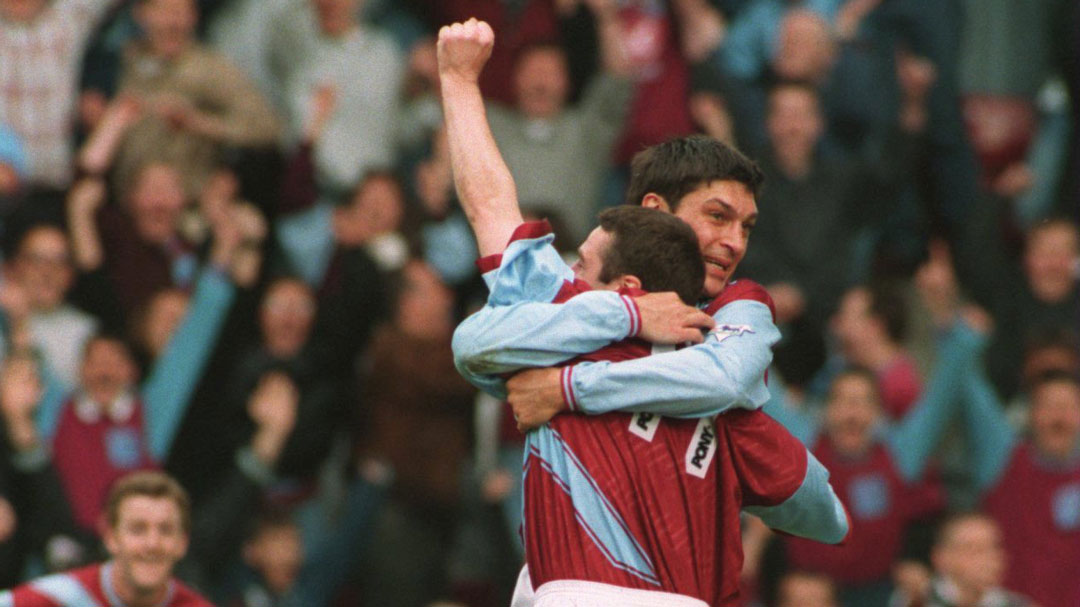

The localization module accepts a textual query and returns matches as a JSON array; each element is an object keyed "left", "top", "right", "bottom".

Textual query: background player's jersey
[
  {"left": 0, "top": 562, "right": 212, "bottom": 607},
  {"left": 454, "top": 222, "right": 849, "bottom": 605}
]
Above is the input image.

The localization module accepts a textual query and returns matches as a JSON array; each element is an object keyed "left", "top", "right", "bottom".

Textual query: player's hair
[
  {"left": 625, "top": 135, "right": 764, "bottom": 210},
  {"left": 512, "top": 40, "right": 567, "bottom": 70},
  {"left": 105, "top": 471, "right": 191, "bottom": 534},
  {"left": 596, "top": 206, "right": 705, "bottom": 305},
  {"left": 866, "top": 281, "right": 909, "bottom": 343},
  {"left": 246, "top": 506, "right": 298, "bottom": 543}
]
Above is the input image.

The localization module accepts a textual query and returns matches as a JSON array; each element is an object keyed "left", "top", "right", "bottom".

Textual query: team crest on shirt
[
  {"left": 685, "top": 418, "right": 718, "bottom": 478},
  {"left": 1051, "top": 483, "right": 1080, "bottom": 530},
  {"left": 629, "top": 412, "right": 662, "bottom": 442},
  {"left": 709, "top": 324, "right": 754, "bottom": 343},
  {"left": 849, "top": 474, "right": 890, "bottom": 520},
  {"left": 106, "top": 428, "right": 143, "bottom": 469}
]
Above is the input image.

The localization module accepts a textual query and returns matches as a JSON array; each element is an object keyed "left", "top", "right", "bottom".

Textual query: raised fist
[{"left": 437, "top": 18, "right": 495, "bottom": 84}]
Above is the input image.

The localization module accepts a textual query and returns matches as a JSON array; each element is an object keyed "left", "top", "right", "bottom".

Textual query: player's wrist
[
  {"left": 559, "top": 366, "right": 579, "bottom": 412},
  {"left": 620, "top": 294, "right": 642, "bottom": 338}
]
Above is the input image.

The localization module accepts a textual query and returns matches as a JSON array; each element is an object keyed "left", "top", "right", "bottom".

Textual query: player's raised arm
[{"left": 437, "top": 19, "right": 524, "bottom": 257}]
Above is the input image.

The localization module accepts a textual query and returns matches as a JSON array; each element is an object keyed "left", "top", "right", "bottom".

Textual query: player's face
[
  {"left": 651, "top": 180, "right": 757, "bottom": 299},
  {"left": 1029, "top": 381, "right": 1080, "bottom": 460},
  {"left": 824, "top": 374, "right": 879, "bottom": 455},
  {"left": 105, "top": 496, "right": 189, "bottom": 598},
  {"left": 571, "top": 227, "right": 619, "bottom": 291}
]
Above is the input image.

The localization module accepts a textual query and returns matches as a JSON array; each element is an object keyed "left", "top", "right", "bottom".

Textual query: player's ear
[
  {"left": 641, "top": 193, "right": 671, "bottom": 212},
  {"left": 618, "top": 275, "right": 642, "bottom": 291}
]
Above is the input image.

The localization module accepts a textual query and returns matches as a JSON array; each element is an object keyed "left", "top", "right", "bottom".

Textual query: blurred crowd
[{"left": 0, "top": 0, "right": 1077, "bottom": 606}]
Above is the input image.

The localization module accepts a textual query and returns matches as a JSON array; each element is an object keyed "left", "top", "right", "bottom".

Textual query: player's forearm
[
  {"left": 960, "top": 355, "right": 1017, "bottom": 491},
  {"left": 440, "top": 77, "right": 523, "bottom": 257},
  {"left": 453, "top": 291, "right": 637, "bottom": 395},
  {"left": 744, "top": 452, "right": 850, "bottom": 544},
  {"left": 568, "top": 301, "right": 779, "bottom": 417}
]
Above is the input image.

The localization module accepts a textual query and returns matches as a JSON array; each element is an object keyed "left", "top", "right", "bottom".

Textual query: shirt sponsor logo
[
  {"left": 1051, "top": 483, "right": 1080, "bottom": 531},
  {"left": 629, "top": 412, "right": 661, "bottom": 442},
  {"left": 685, "top": 418, "right": 718, "bottom": 478},
  {"left": 709, "top": 324, "right": 754, "bottom": 343},
  {"left": 849, "top": 474, "right": 890, "bottom": 520}
]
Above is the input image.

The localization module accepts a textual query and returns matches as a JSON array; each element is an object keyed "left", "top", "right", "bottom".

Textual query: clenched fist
[{"left": 437, "top": 18, "right": 495, "bottom": 85}]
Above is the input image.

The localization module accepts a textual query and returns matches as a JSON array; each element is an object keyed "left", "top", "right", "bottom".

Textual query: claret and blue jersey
[{"left": 453, "top": 221, "right": 850, "bottom": 605}]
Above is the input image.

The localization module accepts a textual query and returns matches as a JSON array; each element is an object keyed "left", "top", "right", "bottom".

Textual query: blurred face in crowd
[
  {"left": 260, "top": 279, "right": 316, "bottom": 359},
  {"left": 10, "top": 226, "right": 74, "bottom": 311},
  {"left": 933, "top": 516, "right": 1005, "bottom": 596},
  {"left": 105, "top": 495, "right": 189, "bottom": 603},
  {"left": 514, "top": 46, "right": 570, "bottom": 119},
  {"left": 140, "top": 289, "right": 190, "bottom": 360},
  {"left": 395, "top": 260, "right": 454, "bottom": 341},
  {"left": 334, "top": 174, "right": 404, "bottom": 247},
  {"left": 776, "top": 572, "right": 838, "bottom": 607},
  {"left": 824, "top": 372, "right": 880, "bottom": 456},
  {"left": 1022, "top": 344, "right": 1080, "bottom": 389},
  {"left": 244, "top": 523, "right": 304, "bottom": 595},
  {"left": 0, "top": 162, "right": 19, "bottom": 195},
  {"left": 311, "top": 0, "right": 359, "bottom": 37},
  {"left": 831, "top": 288, "right": 879, "bottom": 360},
  {"left": 128, "top": 163, "right": 185, "bottom": 246},
  {"left": 645, "top": 181, "right": 758, "bottom": 298},
  {"left": 767, "top": 85, "right": 824, "bottom": 168},
  {"left": 1023, "top": 221, "right": 1078, "bottom": 303},
  {"left": 136, "top": 0, "right": 197, "bottom": 60},
  {"left": 81, "top": 337, "right": 138, "bottom": 404},
  {"left": 0, "top": 0, "right": 47, "bottom": 22},
  {"left": 1029, "top": 379, "right": 1080, "bottom": 460},
  {"left": 774, "top": 9, "right": 836, "bottom": 83}
]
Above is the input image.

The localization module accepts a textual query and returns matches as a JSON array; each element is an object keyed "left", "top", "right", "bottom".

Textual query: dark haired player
[{"left": 440, "top": 19, "right": 848, "bottom": 607}]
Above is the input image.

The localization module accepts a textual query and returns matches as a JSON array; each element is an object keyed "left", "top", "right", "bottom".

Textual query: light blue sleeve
[
  {"left": 884, "top": 322, "right": 982, "bottom": 483},
  {"left": 959, "top": 352, "right": 1018, "bottom": 491},
  {"left": 762, "top": 374, "right": 820, "bottom": 446},
  {"left": 143, "top": 268, "right": 235, "bottom": 461},
  {"left": 453, "top": 233, "right": 634, "bottom": 397},
  {"left": 453, "top": 291, "right": 636, "bottom": 398},
  {"left": 34, "top": 358, "right": 70, "bottom": 443},
  {"left": 744, "top": 450, "right": 849, "bottom": 544},
  {"left": 568, "top": 299, "right": 780, "bottom": 417}
]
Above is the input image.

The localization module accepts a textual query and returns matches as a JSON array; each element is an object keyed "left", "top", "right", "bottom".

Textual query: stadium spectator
[
  {"left": 822, "top": 282, "right": 923, "bottom": 419},
  {"left": 108, "top": 0, "right": 279, "bottom": 196},
  {"left": 765, "top": 326, "right": 981, "bottom": 607},
  {"left": 982, "top": 217, "right": 1080, "bottom": 399},
  {"left": 0, "top": 470, "right": 212, "bottom": 606},
  {"left": 0, "top": 0, "right": 119, "bottom": 189},
  {"left": 0, "top": 124, "right": 29, "bottom": 210},
  {"left": 775, "top": 570, "right": 839, "bottom": 607},
  {"left": 27, "top": 214, "right": 242, "bottom": 533},
  {"left": 487, "top": 0, "right": 632, "bottom": 241},
  {"left": 356, "top": 259, "right": 476, "bottom": 607},
  {"left": 0, "top": 224, "right": 97, "bottom": 390},
  {"left": 268, "top": 0, "right": 404, "bottom": 194},
  {"left": 890, "top": 513, "right": 1034, "bottom": 607},
  {"left": 957, "top": 367, "right": 1080, "bottom": 607}
]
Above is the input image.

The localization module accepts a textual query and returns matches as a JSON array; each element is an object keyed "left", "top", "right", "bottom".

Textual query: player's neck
[{"left": 109, "top": 565, "right": 170, "bottom": 607}]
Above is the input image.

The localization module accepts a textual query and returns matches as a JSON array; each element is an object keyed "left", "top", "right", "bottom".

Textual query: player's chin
[{"left": 129, "top": 560, "right": 173, "bottom": 590}]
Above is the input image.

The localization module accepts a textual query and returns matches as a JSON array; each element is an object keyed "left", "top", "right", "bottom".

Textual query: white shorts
[{"left": 510, "top": 565, "right": 709, "bottom": 607}]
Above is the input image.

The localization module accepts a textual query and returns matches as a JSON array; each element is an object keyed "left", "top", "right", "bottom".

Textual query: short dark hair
[
  {"left": 625, "top": 135, "right": 764, "bottom": 209},
  {"left": 106, "top": 471, "right": 191, "bottom": 534},
  {"left": 1029, "top": 369, "right": 1080, "bottom": 395},
  {"left": 829, "top": 366, "right": 882, "bottom": 407},
  {"left": 596, "top": 206, "right": 704, "bottom": 304}
]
